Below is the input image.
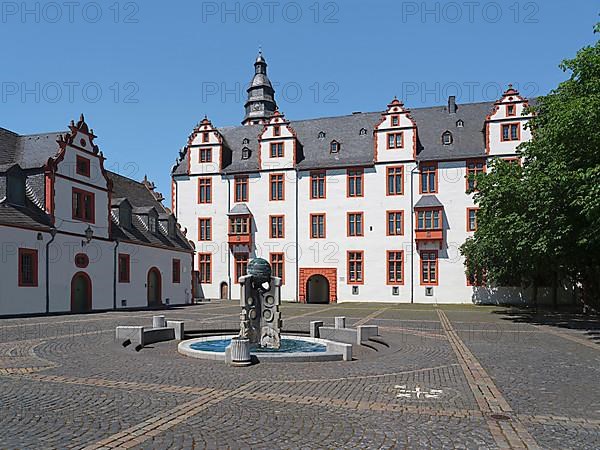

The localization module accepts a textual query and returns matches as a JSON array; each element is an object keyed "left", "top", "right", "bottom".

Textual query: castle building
[
  {"left": 0, "top": 116, "right": 193, "bottom": 316},
  {"left": 171, "top": 53, "right": 560, "bottom": 304}
]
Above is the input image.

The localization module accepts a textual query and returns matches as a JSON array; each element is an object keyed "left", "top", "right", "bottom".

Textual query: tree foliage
[{"left": 461, "top": 24, "right": 600, "bottom": 307}]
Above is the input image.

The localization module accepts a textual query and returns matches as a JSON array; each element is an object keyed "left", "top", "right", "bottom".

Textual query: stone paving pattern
[{"left": 0, "top": 302, "right": 598, "bottom": 449}]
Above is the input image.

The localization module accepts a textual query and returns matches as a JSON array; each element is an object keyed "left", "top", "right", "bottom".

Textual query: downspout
[
  {"left": 45, "top": 228, "right": 57, "bottom": 314},
  {"left": 410, "top": 164, "right": 419, "bottom": 304},
  {"left": 295, "top": 169, "right": 299, "bottom": 303},
  {"left": 227, "top": 176, "right": 231, "bottom": 300},
  {"left": 113, "top": 239, "right": 120, "bottom": 310}
]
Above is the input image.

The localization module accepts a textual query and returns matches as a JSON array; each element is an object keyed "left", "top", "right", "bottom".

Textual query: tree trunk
[{"left": 552, "top": 271, "right": 558, "bottom": 310}]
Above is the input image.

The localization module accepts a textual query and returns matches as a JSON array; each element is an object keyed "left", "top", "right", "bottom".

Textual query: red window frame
[
  {"left": 467, "top": 208, "right": 479, "bottom": 232},
  {"left": 270, "top": 252, "right": 285, "bottom": 284},
  {"left": 72, "top": 187, "right": 95, "bottom": 223},
  {"left": 466, "top": 159, "right": 486, "bottom": 191},
  {"left": 420, "top": 250, "right": 438, "bottom": 286},
  {"left": 506, "top": 104, "right": 516, "bottom": 117},
  {"left": 199, "top": 147, "right": 212, "bottom": 163},
  {"left": 419, "top": 163, "right": 438, "bottom": 194},
  {"left": 229, "top": 216, "right": 250, "bottom": 235},
  {"left": 18, "top": 248, "right": 38, "bottom": 287},
  {"left": 416, "top": 208, "right": 443, "bottom": 231},
  {"left": 118, "top": 253, "right": 130, "bottom": 283},
  {"left": 391, "top": 115, "right": 400, "bottom": 126},
  {"left": 347, "top": 212, "right": 364, "bottom": 237},
  {"left": 347, "top": 251, "right": 364, "bottom": 285},
  {"left": 198, "top": 217, "right": 212, "bottom": 241},
  {"left": 310, "top": 171, "right": 326, "bottom": 199},
  {"left": 202, "top": 132, "right": 209, "bottom": 143},
  {"left": 501, "top": 123, "right": 521, "bottom": 141},
  {"left": 234, "top": 253, "right": 249, "bottom": 283},
  {"left": 347, "top": 169, "right": 364, "bottom": 197},
  {"left": 386, "top": 166, "right": 404, "bottom": 196},
  {"left": 269, "top": 173, "right": 284, "bottom": 201},
  {"left": 234, "top": 176, "right": 249, "bottom": 202},
  {"left": 269, "top": 215, "right": 285, "bottom": 239},
  {"left": 387, "top": 211, "right": 404, "bottom": 236},
  {"left": 197, "top": 177, "right": 212, "bottom": 204},
  {"left": 76, "top": 155, "right": 91, "bottom": 177},
  {"left": 270, "top": 142, "right": 284, "bottom": 158},
  {"left": 386, "top": 132, "right": 404, "bottom": 149},
  {"left": 310, "top": 213, "right": 326, "bottom": 239},
  {"left": 198, "top": 253, "right": 212, "bottom": 283},
  {"left": 273, "top": 125, "right": 281, "bottom": 136},
  {"left": 172, "top": 259, "right": 181, "bottom": 283},
  {"left": 387, "top": 250, "right": 404, "bottom": 285}
]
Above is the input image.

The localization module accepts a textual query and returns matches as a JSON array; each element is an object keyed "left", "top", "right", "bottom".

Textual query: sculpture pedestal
[{"left": 228, "top": 337, "right": 252, "bottom": 366}]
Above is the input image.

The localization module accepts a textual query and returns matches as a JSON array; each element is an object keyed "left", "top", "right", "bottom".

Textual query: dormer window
[
  {"left": 120, "top": 204, "right": 132, "bottom": 229},
  {"left": 149, "top": 215, "right": 157, "bottom": 233},
  {"left": 456, "top": 120, "right": 464, "bottom": 128},
  {"left": 330, "top": 140, "right": 340, "bottom": 153},
  {"left": 442, "top": 131, "right": 453, "bottom": 145},
  {"left": 242, "top": 147, "right": 250, "bottom": 159},
  {"left": 6, "top": 172, "right": 26, "bottom": 206},
  {"left": 318, "top": 131, "right": 326, "bottom": 139},
  {"left": 359, "top": 128, "right": 367, "bottom": 136}
]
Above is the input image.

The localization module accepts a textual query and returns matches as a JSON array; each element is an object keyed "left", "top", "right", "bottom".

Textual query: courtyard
[{"left": 0, "top": 302, "right": 599, "bottom": 449}]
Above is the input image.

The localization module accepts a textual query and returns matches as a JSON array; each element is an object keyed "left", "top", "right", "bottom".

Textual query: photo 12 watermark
[
  {"left": 400, "top": 1, "right": 540, "bottom": 24},
  {"left": 201, "top": 1, "right": 339, "bottom": 24},
  {"left": 1, "top": 1, "right": 140, "bottom": 24},
  {"left": 1, "top": 81, "right": 140, "bottom": 104},
  {"left": 201, "top": 80, "right": 339, "bottom": 104}
]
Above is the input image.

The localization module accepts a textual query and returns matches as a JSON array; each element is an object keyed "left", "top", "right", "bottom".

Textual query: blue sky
[{"left": 1, "top": 1, "right": 597, "bottom": 197}]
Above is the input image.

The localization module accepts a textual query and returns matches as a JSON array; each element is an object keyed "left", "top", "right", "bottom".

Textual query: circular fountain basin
[{"left": 178, "top": 334, "right": 350, "bottom": 363}]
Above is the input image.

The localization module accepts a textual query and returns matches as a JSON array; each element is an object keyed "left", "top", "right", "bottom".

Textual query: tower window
[
  {"left": 330, "top": 140, "right": 340, "bottom": 153},
  {"left": 442, "top": 131, "right": 453, "bottom": 145}
]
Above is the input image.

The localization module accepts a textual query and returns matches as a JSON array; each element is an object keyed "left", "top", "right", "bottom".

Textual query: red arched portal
[{"left": 299, "top": 268, "right": 337, "bottom": 303}]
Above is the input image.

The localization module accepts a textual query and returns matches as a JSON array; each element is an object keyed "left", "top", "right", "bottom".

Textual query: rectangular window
[
  {"left": 310, "top": 171, "right": 326, "bottom": 199},
  {"left": 72, "top": 187, "right": 95, "bottom": 223},
  {"left": 199, "top": 147, "right": 212, "bottom": 163},
  {"left": 387, "top": 211, "right": 404, "bottom": 236},
  {"left": 229, "top": 216, "right": 250, "bottom": 235},
  {"left": 347, "top": 212, "right": 364, "bottom": 237},
  {"left": 197, "top": 178, "right": 212, "bottom": 204},
  {"left": 391, "top": 115, "right": 399, "bottom": 126},
  {"left": 234, "top": 176, "right": 249, "bottom": 202},
  {"left": 76, "top": 155, "right": 91, "bottom": 177},
  {"left": 347, "top": 251, "right": 364, "bottom": 284},
  {"left": 270, "top": 173, "right": 284, "bottom": 200},
  {"left": 347, "top": 169, "right": 364, "bottom": 197},
  {"left": 18, "top": 248, "right": 38, "bottom": 287},
  {"left": 270, "top": 252, "right": 285, "bottom": 284},
  {"left": 273, "top": 125, "right": 281, "bottom": 136},
  {"left": 387, "top": 166, "right": 404, "bottom": 195},
  {"left": 270, "top": 215, "right": 285, "bottom": 238},
  {"left": 417, "top": 209, "right": 442, "bottom": 230},
  {"left": 234, "top": 253, "right": 249, "bottom": 283},
  {"left": 118, "top": 253, "right": 130, "bottom": 283},
  {"left": 420, "top": 251, "right": 438, "bottom": 285},
  {"left": 420, "top": 163, "right": 437, "bottom": 194},
  {"left": 270, "top": 142, "right": 284, "bottom": 158},
  {"left": 501, "top": 123, "right": 520, "bottom": 141},
  {"left": 387, "top": 132, "right": 404, "bottom": 149},
  {"left": 198, "top": 218, "right": 212, "bottom": 241},
  {"left": 202, "top": 132, "right": 209, "bottom": 143},
  {"left": 387, "top": 250, "right": 404, "bottom": 285},
  {"left": 506, "top": 104, "right": 516, "bottom": 116},
  {"left": 467, "top": 208, "right": 478, "bottom": 232},
  {"left": 310, "top": 213, "right": 326, "bottom": 238},
  {"left": 466, "top": 159, "right": 486, "bottom": 191},
  {"left": 198, "top": 253, "right": 212, "bottom": 283},
  {"left": 172, "top": 259, "right": 181, "bottom": 283}
]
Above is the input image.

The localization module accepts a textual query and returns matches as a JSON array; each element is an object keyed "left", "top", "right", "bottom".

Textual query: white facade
[{"left": 0, "top": 117, "right": 193, "bottom": 316}]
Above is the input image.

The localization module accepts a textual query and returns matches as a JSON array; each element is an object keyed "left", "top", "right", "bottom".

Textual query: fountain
[{"left": 178, "top": 258, "right": 353, "bottom": 364}]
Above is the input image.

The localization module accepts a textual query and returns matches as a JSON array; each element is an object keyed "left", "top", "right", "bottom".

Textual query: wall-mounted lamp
[
  {"left": 36, "top": 232, "right": 43, "bottom": 241},
  {"left": 82, "top": 225, "right": 94, "bottom": 246}
]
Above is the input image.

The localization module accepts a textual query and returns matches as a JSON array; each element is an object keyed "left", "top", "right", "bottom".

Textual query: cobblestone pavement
[{"left": 0, "top": 302, "right": 599, "bottom": 449}]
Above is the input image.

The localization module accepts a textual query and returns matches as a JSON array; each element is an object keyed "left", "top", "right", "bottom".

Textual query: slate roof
[
  {"left": 414, "top": 195, "right": 444, "bottom": 209},
  {"left": 0, "top": 131, "right": 63, "bottom": 171},
  {"left": 173, "top": 100, "right": 500, "bottom": 175},
  {"left": 0, "top": 200, "right": 53, "bottom": 230},
  {"left": 228, "top": 203, "right": 251, "bottom": 216}
]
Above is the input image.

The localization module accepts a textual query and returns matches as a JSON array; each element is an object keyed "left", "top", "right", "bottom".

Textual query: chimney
[{"left": 448, "top": 96, "right": 457, "bottom": 114}]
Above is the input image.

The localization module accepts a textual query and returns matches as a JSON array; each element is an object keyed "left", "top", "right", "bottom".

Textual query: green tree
[{"left": 461, "top": 24, "right": 600, "bottom": 309}]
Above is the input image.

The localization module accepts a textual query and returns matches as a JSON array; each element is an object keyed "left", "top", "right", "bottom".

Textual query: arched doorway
[
  {"left": 147, "top": 267, "right": 162, "bottom": 307},
  {"left": 306, "top": 275, "right": 330, "bottom": 304},
  {"left": 220, "top": 282, "right": 229, "bottom": 300},
  {"left": 71, "top": 272, "right": 92, "bottom": 313}
]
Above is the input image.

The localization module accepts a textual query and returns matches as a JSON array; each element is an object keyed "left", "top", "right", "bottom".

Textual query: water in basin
[{"left": 189, "top": 338, "right": 326, "bottom": 353}]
